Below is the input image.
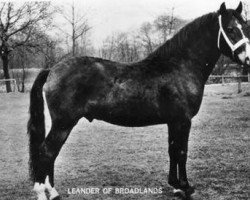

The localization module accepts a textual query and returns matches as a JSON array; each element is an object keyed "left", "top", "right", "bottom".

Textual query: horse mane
[{"left": 144, "top": 12, "right": 219, "bottom": 62}]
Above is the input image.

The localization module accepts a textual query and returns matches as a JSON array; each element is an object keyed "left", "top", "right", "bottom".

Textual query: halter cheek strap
[{"left": 217, "top": 15, "right": 249, "bottom": 54}]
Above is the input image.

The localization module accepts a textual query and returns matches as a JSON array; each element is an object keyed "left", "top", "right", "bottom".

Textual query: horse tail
[{"left": 27, "top": 69, "right": 50, "bottom": 181}]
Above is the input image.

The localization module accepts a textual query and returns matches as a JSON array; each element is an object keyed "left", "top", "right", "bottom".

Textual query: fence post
[
  {"left": 238, "top": 75, "right": 242, "bottom": 94},
  {"left": 222, "top": 74, "right": 225, "bottom": 85}
]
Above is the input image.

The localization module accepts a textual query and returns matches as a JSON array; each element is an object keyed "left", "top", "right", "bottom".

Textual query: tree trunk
[
  {"left": 1, "top": 55, "right": 12, "bottom": 92},
  {"left": 72, "top": 35, "right": 75, "bottom": 56}
]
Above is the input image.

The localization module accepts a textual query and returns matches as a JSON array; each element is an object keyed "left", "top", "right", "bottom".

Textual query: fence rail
[
  {"left": 207, "top": 75, "right": 250, "bottom": 93},
  {"left": 207, "top": 75, "right": 250, "bottom": 85},
  {"left": 0, "top": 79, "right": 18, "bottom": 92}
]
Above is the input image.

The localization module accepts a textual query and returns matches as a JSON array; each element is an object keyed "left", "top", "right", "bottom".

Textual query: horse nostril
[{"left": 246, "top": 57, "right": 250, "bottom": 65}]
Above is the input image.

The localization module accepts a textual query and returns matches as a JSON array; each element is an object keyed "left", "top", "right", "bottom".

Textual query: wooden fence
[
  {"left": 0, "top": 79, "right": 18, "bottom": 92},
  {"left": 207, "top": 74, "right": 250, "bottom": 93},
  {"left": 207, "top": 75, "right": 250, "bottom": 84}
]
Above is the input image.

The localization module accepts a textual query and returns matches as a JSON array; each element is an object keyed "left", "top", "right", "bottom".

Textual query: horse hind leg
[{"left": 33, "top": 119, "right": 77, "bottom": 200}]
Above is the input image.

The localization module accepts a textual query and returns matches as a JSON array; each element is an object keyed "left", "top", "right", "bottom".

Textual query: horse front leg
[
  {"left": 168, "top": 118, "right": 195, "bottom": 198},
  {"left": 168, "top": 131, "right": 179, "bottom": 189}
]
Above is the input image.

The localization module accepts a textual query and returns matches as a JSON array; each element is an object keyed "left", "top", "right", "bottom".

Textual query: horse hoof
[{"left": 173, "top": 189, "right": 186, "bottom": 199}]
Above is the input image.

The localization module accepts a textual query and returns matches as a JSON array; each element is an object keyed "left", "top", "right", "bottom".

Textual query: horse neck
[
  {"left": 185, "top": 16, "right": 221, "bottom": 81},
  {"left": 147, "top": 13, "right": 221, "bottom": 82}
]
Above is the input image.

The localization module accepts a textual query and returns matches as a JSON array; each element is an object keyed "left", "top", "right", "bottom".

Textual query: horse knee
[
  {"left": 168, "top": 142, "right": 181, "bottom": 160},
  {"left": 179, "top": 150, "right": 187, "bottom": 161},
  {"left": 169, "top": 140, "right": 188, "bottom": 157}
]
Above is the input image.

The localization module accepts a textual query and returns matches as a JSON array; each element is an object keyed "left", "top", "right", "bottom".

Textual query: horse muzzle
[
  {"left": 245, "top": 42, "right": 250, "bottom": 66},
  {"left": 245, "top": 57, "right": 250, "bottom": 67}
]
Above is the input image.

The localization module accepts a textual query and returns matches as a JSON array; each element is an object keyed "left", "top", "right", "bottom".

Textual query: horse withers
[{"left": 27, "top": 2, "right": 250, "bottom": 200}]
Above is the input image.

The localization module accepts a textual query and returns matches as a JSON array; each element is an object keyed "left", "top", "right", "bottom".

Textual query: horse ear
[
  {"left": 235, "top": 1, "right": 243, "bottom": 14},
  {"left": 219, "top": 2, "right": 227, "bottom": 15}
]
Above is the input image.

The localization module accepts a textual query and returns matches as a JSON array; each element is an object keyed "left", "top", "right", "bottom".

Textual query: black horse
[{"left": 28, "top": 2, "right": 250, "bottom": 200}]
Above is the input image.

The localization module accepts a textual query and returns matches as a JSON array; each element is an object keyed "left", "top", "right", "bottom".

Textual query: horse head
[{"left": 217, "top": 2, "right": 250, "bottom": 67}]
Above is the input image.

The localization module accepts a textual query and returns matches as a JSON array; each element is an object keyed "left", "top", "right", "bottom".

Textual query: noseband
[{"left": 217, "top": 15, "right": 249, "bottom": 55}]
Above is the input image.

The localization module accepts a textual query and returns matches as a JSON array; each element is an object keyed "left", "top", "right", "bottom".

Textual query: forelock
[{"left": 232, "top": 11, "right": 246, "bottom": 24}]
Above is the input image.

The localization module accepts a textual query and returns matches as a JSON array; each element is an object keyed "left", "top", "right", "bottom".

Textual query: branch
[
  {"left": 75, "top": 13, "right": 88, "bottom": 25},
  {"left": 7, "top": 20, "right": 33, "bottom": 38},
  {"left": 60, "top": 2, "right": 91, "bottom": 41},
  {"left": 6, "top": 2, "right": 53, "bottom": 39},
  {"left": 6, "top": 4, "right": 28, "bottom": 30},
  {"left": 75, "top": 19, "right": 88, "bottom": 32},
  {"left": 56, "top": 25, "right": 71, "bottom": 37},
  {"left": 62, "top": 13, "right": 74, "bottom": 25},
  {"left": 0, "top": 2, "right": 6, "bottom": 30},
  {"left": 74, "top": 25, "right": 91, "bottom": 40},
  {"left": 4, "top": 2, "right": 13, "bottom": 31},
  {"left": 12, "top": 28, "right": 33, "bottom": 49}
]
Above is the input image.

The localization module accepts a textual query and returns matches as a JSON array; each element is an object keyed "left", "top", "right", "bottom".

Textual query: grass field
[{"left": 0, "top": 83, "right": 249, "bottom": 200}]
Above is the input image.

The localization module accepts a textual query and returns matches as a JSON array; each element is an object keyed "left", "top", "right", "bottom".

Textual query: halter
[{"left": 217, "top": 15, "right": 249, "bottom": 55}]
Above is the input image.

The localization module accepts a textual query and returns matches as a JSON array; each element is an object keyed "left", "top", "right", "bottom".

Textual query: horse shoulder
[{"left": 158, "top": 67, "right": 204, "bottom": 119}]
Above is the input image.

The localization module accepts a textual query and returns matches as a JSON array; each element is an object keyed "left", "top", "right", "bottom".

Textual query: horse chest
[{"left": 158, "top": 75, "right": 204, "bottom": 119}]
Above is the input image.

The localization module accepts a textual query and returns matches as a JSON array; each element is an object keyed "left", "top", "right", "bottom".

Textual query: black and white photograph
[{"left": 0, "top": 0, "right": 249, "bottom": 199}]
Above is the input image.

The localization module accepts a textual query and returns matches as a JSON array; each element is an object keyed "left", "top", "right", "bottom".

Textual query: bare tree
[
  {"left": 42, "top": 38, "right": 58, "bottom": 69},
  {"left": 34, "top": 32, "right": 63, "bottom": 69},
  {"left": 154, "top": 8, "right": 187, "bottom": 43},
  {"left": 242, "top": 1, "right": 250, "bottom": 82},
  {"left": 129, "top": 35, "right": 141, "bottom": 62},
  {"left": 243, "top": 1, "right": 249, "bottom": 20},
  {"left": 10, "top": 46, "right": 28, "bottom": 92},
  {"left": 77, "top": 33, "right": 95, "bottom": 56},
  {"left": 154, "top": 14, "right": 170, "bottom": 42},
  {"left": 99, "top": 34, "right": 116, "bottom": 60},
  {"left": 140, "top": 22, "right": 155, "bottom": 55},
  {"left": 113, "top": 33, "right": 138, "bottom": 62},
  {"left": 99, "top": 32, "right": 142, "bottom": 62},
  {"left": 99, "top": 9, "right": 188, "bottom": 62},
  {"left": 60, "top": 1, "right": 91, "bottom": 56},
  {"left": 9, "top": 31, "right": 61, "bottom": 92},
  {"left": 0, "top": 2, "right": 55, "bottom": 92}
]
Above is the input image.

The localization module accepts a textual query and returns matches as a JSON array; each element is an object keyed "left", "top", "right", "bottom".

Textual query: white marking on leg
[
  {"left": 173, "top": 188, "right": 185, "bottom": 195},
  {"left": 45, "top": 176, "right": 52, "bottom": 192},
  {"left": 50, "top": 188, "right": 59, "bottom": 200},
  {"left": 45, "top": 176, "right": 59, "bottom": 200},
  {"left": 33, "top": 182, "right": 47, "bottom": 200}
]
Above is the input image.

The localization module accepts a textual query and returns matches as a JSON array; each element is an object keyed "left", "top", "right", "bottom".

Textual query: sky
[
  {"left": 11, "top": 0, "right": 246, "bottom": 48},
  {"left": 59, "top": 0, "right": 243, "bottom": 48}
]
